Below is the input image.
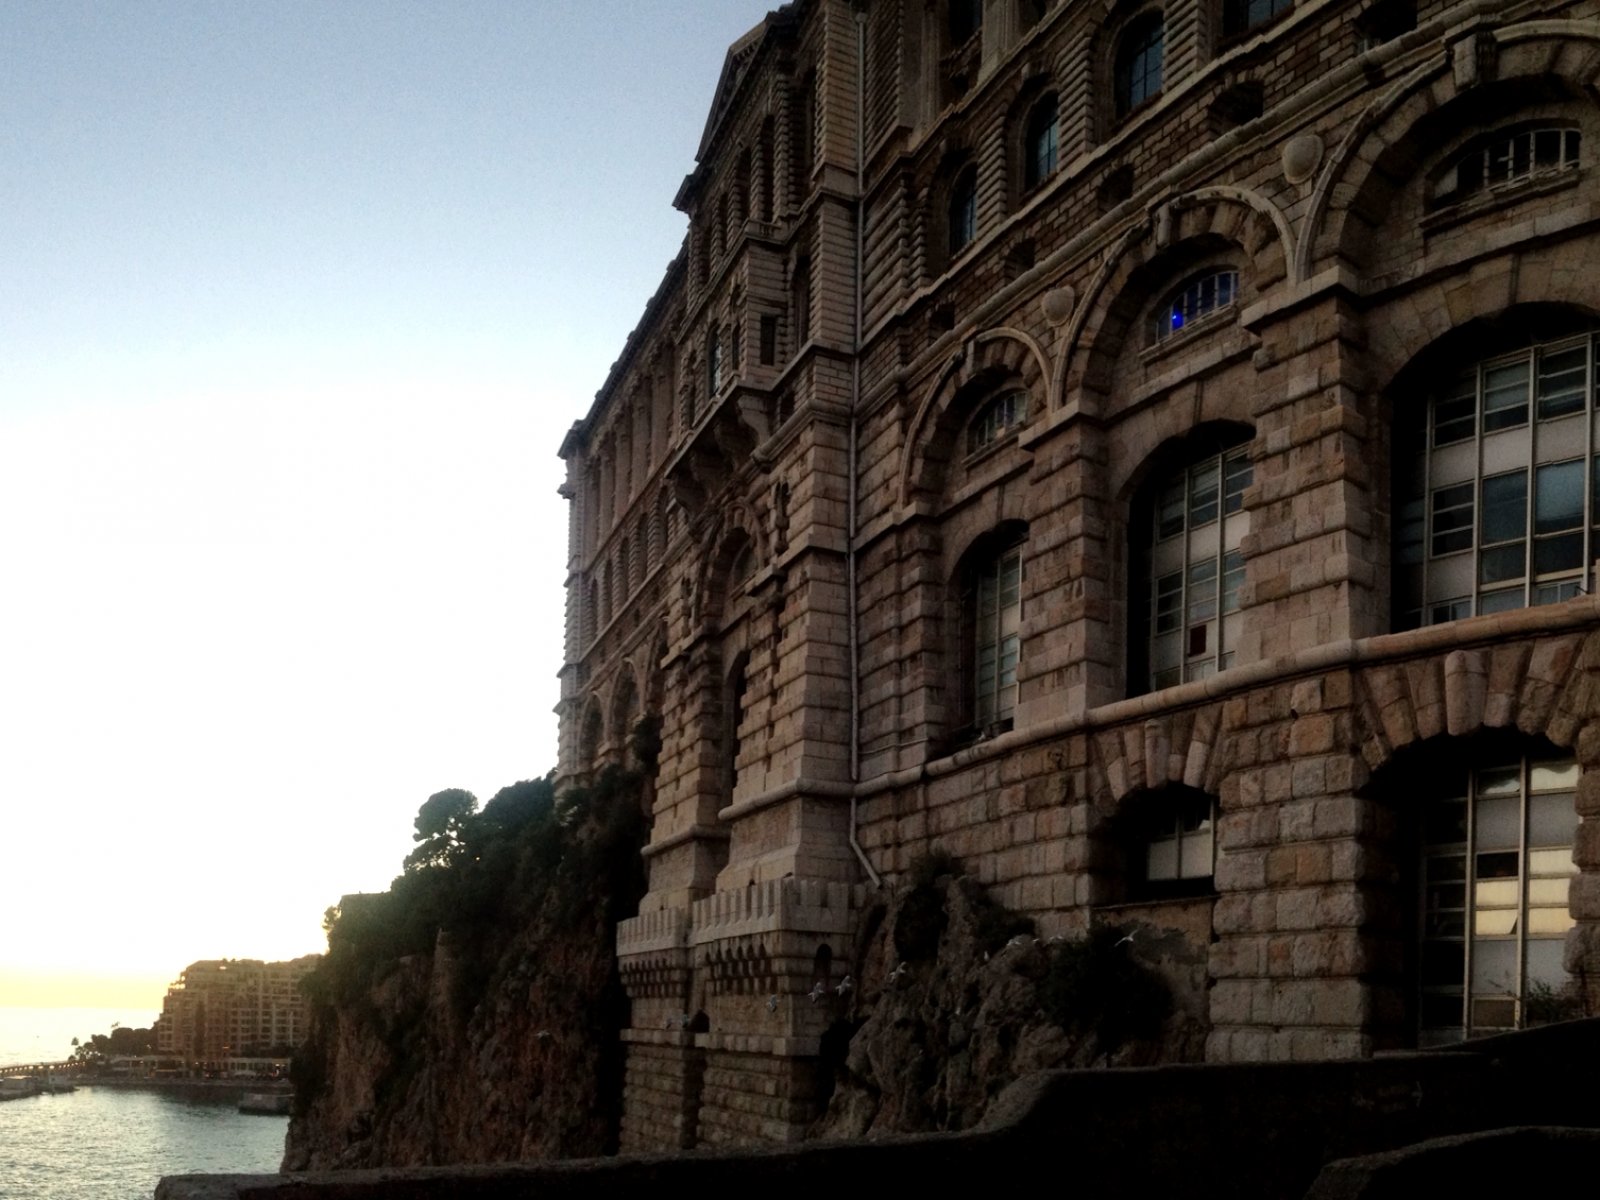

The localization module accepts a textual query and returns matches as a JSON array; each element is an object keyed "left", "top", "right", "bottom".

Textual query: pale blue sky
[{"left": 0, "top": 0, "right": 769, "bottom": 1006}]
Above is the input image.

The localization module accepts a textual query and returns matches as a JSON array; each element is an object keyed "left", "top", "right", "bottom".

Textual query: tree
[{"left": 403, "top": 788, "right": 479, "bottom": 873}]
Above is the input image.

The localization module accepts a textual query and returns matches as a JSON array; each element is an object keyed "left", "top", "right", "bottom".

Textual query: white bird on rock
[
  {"left": 834, "top": 974, "right": 854, "bottom": 997},
  {"left": 888, "top": 962, "right": 909, "bottom": 985},
  {"left": 766, "top": 994, "right": 780, "bottom": 1014},
  {"left": 807, "top": 981, "right": 828, "bottom": 1004}
]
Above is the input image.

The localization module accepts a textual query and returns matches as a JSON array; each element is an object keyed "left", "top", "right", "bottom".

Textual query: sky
[{"left": 0, "top": 0, "right": 770, "bottom": 1011}]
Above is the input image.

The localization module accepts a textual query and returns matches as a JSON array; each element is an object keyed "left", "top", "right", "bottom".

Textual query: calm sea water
[{"left": 0, "top": 1008, "right": 287, "bottom": 1200}]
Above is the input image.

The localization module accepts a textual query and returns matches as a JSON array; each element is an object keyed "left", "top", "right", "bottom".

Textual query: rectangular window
[
  {"left": 1533, "top": 459, "right": 1585, "bottom": 576},
  {"left": 1223, "top": 450, "right": 1252, "bottom": 514},
  {"left": 1536, "top": 341, "right": 1588, "bottom": 419},
  {"left": 759, "top": 315, "right": 777, "bottom": 366},
  {"left": 1432, "top": 373, "right": 1477, "bottom": 446},
  {"left": 1481, "top": 358, "right": 1531, "bottom": 432},
  {"left": 1431, "top": 482, "right": 1475, "bottom": 556},
  {"left": 974, "top": 546, "right": 1022, "bottom": 728},
  {"left": 1478, "top": 470, "right": 1527, "bottom": 584}
]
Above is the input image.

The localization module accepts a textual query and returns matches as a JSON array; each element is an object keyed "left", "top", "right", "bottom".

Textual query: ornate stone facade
[{"left": 558, "top": 0, "right": 1600, "bottom": 1150}]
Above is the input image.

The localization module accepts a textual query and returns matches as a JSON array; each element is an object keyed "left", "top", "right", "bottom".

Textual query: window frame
[
  {"left": 1132, "top": 790, "right": 1217, "bottom": 900},
  {"left": 1113, "top": 11, "right": 1165, "bottom": 120},
  {"left": 1429, "top": 124, "right": 1581, "bottom": 210},
  {"left": 947, "top": 164, "right": 979, "bottom": 260},
  {"left": 960, "top": 526, "right": 1026, "bottom": 736},
  {"left": 1151, "top": 268, "right": 1240, "bottom": 344},
  {"left": 1417, "top": 753, "right": 1579, "bottom": 1045},
  {"left": 1022, "top": 92, "right": 1060, "bottom": 192},
  {"left": 1393, "top": 332, "right": 1600, "bottom": 631},
  {"left": 1137, "top": 438, "right": 1252, "bottom": 694},
  {"left": 1221, "top": 0, "right": 1292, "bottom": 39},
  {"left": 966, "top": 388, "right": 1030, "bottom": 456}
]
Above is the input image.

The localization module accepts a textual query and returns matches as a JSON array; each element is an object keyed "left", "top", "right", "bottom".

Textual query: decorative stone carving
[
  {"left": 1041, "top": 286, "right": 1076, "bottom": 326},
  {"left": 1282, "top": 134, "right": 1323, "bottom": 185}
]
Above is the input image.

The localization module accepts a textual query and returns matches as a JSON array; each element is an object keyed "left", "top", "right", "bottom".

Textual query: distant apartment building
[{"left": 153, "top": 956, "right": 319, "bottom": 1061}]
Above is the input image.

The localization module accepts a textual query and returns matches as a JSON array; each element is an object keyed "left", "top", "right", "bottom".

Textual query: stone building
[
  {"left": 154, "top": 956, "right": 319, "bottom": 1061},
  {"left": 556, "top": 0, "right": 1600, "bottom": 1150}
]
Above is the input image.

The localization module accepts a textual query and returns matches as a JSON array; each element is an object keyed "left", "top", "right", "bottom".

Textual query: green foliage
[
  {"left": 1525, "top": 978, "right": 1587, "bottom": 1025},
  {"left": 304, "top": 768, "right": 648, "bottom": 1013},
  {"left": 403, "top": 788, "right": 480, "bottom": 873},
  {"left": 1038, "top": 925, "right": 1170, "bottom": 1052}
]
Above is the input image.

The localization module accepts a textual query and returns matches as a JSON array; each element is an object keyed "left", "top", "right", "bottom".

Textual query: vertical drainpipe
[{"left": 848, "top": 2, "right": 882, "bottom": 888}]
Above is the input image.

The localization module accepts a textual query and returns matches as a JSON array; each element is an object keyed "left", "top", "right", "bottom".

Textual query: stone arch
[
  {"left": 578, "top": 699, "right": 604, "bottom": 774},
  {"left": 1088, "top": 704, "right": 1227, "bottom": 811},
  {"left": 1349, "top": 636, "right": 1596, "bottom": 779},
  {"left": 1300, "top": 21, "right": 1600, "bottom": 280},
  {"left": 898, "top": 326, "right": 1052, "bottom": 508},
  {"left": 609, "top": 666, "right": 641, "bottom": 751},
  {"left": 1053, "top": 188, "right": 1290, "bottom": 414}
]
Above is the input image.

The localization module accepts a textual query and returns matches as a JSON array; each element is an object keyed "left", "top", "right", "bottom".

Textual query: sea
[{"left": 0, "top": 1007, "right": 288, "bottom": 1200}]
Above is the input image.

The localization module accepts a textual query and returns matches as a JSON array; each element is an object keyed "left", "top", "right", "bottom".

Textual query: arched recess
[
  {"left": 1053, "top": 188, "right": 1290, "bottom": 414},
  {"left": 578, "top": 699, "right": 605, "bottom": 776},
  {"left": 899, "top": 327, "right": 1052, "bottom": 508},
  {"left": 1300, "top": 22, "right": 1600, "bottom": 281},
  {"left": 609, "top": 667, "right": 641, "bottom": 761}
]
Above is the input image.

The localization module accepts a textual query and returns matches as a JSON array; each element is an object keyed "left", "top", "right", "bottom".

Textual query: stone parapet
[{"left": 687, "top": 878, "right": 856, "bottom": 946}]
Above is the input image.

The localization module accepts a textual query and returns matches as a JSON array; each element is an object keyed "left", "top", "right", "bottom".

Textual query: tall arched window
[
  {"left": 1417, "top": 752, "right": 1577, "bottom": 1044},
  {"left": 1023, "top": 93, "right": 1059, "bottom": 191},
  {"left": 1114, "top": 12, "right": 1164, "bottom": 118},
  {"left": 707, "top": 326, "right": 724, "bottom": 396},
  {"left": 1135, "top": 435, "right": 1252, "bottom": 692},
  {"left": 1153, "top": 268, "right": 1239, "bottom": 342},
  {"left": 960, "top": 524, "right": 1026, "bottom": 733},
  {"left": 948, "top": 164, "right": 979, "bottom": 258},
  {"left": 723, "top": 653, "right": 750, "bottom": 795},
  {"left": 1393, "top": 330, "right": 1600, "bottom": 629}
]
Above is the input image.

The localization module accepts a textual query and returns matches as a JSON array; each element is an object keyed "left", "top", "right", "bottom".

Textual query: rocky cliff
[
  {"left": 283, "top": 768, "right": 648, "bottom": 1170},
  {"left": 815, "top": 861, "right": 1210, "bottom": 1138}
]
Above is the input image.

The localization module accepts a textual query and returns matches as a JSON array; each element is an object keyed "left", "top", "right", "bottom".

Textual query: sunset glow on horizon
[{"left": 0, "top": 0, "right": 772, "bottom": 1010}]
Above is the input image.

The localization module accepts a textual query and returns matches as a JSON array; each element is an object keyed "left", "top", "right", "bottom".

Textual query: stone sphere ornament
[
  {"left": 1282, "top": 134, "right": 1324, "bottom": 184},
  {"left": 1041, "top": 286, "right": 1076, "bottom": 326}
]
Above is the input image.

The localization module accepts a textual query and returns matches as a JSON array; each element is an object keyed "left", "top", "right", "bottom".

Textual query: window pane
[
  {"left": 1528, "top": 792, "right": 1577, "bottom": 846},
  {"left": 1482, "top": 359, "right": 1531, "bottom": 431},
  {"left": 1432, "top": 482, "right": 1476, "bottom": 555},
  {"left": 1533, "top": 532, "right": 1583, "bottom": 575},
  {"left": 1433, "top": 375, "right": 1477, "bottom": 445},
  {"left": 1481, "top": 471, "right": 1528, "bottom": 543},
  {"left": 1537, "top": 343, "right": 1588, "bottom": 419},
  {"left": 1535, "top": 460, "right": 1584, "bottom": 533},
  {"left": 1530, "top": 759, "right": 1579, "bottom": 792},
  {"left": 1478, "top": 587, "right": 1526, "bottom": 614},
  {"left": 1223, "top": 453, "right": 1252, "bottom": 513}
]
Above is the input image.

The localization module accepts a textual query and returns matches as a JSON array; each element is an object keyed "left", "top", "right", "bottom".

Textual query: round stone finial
[
  {"left": 1041, "top": 286, "right": 1076, "bottom": 326},
  {"left": 1282, "top": 134, "right": 1324, "bottom": 185}
]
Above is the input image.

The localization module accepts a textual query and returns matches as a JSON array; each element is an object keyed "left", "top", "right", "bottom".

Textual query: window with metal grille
[
  {"left": 1431, "top": 126, "right": 1580, "bottom": 207},
  {"left": 1152, "top": 269, "right": 1238, "bottom": 342},
  {"left": 1418, "top": 754, "right": 1578, "bottom": 1045},
  {"left": 967, "top": 389, "right": 1029, "bottom": 454},
  {"left": 1393, "top": 333, "right": 1600, "bottom": 629},
  {"left": 1145, "top": 443, "right": 1251, "bottom": 691}
]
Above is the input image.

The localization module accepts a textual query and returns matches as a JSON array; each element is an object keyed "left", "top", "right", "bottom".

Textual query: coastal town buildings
[
  {"left": 556, "top": 0, "right": 1600, "bottom": 1149},
  {"left": 154, "top": 956, "right": 319, "bottom": 1062}
]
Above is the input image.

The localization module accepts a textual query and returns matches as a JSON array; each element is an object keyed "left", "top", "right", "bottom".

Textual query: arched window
[
  {"left": 967, "top": 389, "right": 1029, "bottom": 454},
  {"left": 960, "top": 525, "right": 1026, "bottom": 733},
  {"left": 1023, "top": 93, "right": 1059, "bottom": 191},
  {"left": 948, "top": 164, "right": 979, "bottom": 258},
  {"left": 1114, "top": 13, "right": 1164, "bottom": 118},
  {"left": 1417, "top": 752, "right": 1577, "bottom": 1044},
  {"left": 1430, "top": 125, "right": 1580, "bottom": 208},
  {"left": 1152, "top": 268, "right": 1239, "bottom": 342},
  {"left": 1393, "top": 330, "right": 1600, "bottom": 629},
  {"left": 1135, "top": 436, "right": 1252, "bottom": 692},
  {"left": 1131, "top": 789, "right": 1215, "bottom": 898},
  {"left": 1223, "top": 0, "right": 1291, "bottom": 37}
]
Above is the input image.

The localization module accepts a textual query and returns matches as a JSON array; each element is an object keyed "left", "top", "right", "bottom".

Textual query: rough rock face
[
  {"left": 814, "top": 872, "right": 1209, "bottom": 1139},
  {"left": 283, "top": 777, "right": 646, "bottom": 1170}
]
